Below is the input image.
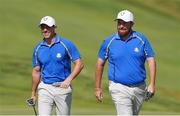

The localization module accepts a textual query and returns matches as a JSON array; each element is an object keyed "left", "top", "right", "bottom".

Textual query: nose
[
  {"left": 117, "top": 23, "right": 125, "bottom": 29},
  {"left": 119, "top": 23, "right": 124, "bottom": 28},
  {"left": 42, "top": 30, "right": 48, "bottom": 34},
  {"left": 41, "top": 28, "right": 49, "bottom": 33}
]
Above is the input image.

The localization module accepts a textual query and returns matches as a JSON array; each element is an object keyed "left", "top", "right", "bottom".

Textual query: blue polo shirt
[
  {"left": 98, "top": 31, "right": 155, "bottom": 85},
  {"left": 32, "top": 34, "right": 81, "bottom": 84}
]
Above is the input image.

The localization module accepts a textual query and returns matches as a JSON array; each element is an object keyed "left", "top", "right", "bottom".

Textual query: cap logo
[
  {"left": 43, "top": 17, "right": 48, "bottom": 21},
  {"left": 120, "top": 11, "right": 125, "bottom": 16}
]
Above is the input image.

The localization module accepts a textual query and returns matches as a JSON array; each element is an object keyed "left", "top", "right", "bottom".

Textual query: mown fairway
[{"left": 0, "top": 0, "right": 180, "bottom": 115}]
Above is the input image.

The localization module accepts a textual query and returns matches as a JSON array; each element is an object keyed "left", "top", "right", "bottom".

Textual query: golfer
[
  {"left": 95, "top": 10, "right": 156, "bottom": 115},
  {"left": 31, "top": 16, "right": 84, "bottom": 115}
]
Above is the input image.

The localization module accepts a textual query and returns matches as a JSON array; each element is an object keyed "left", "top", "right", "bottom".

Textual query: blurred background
[{"left": 0, "top": 0, "right": 180, "bottom": 115}]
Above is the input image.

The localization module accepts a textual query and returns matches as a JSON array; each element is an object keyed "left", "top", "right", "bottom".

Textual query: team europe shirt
[
  {"left": 98, "top": 31, "right": 155, "bottom": 85},
  {"left": 32, "top": 34, "right": 81, "bottom": 84}
]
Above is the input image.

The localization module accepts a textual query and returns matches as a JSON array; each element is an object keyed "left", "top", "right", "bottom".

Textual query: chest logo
[
  {"left": 134, "top": 47, "right": 139, "bottom": 53},
  {"left": 56, "top": 53, "right": 62, "bottom": 58}
]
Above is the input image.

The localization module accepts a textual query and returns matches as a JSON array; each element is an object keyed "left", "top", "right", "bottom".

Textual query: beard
[{"left": 118, "top": 28, "right": 132, "bottom": 38}]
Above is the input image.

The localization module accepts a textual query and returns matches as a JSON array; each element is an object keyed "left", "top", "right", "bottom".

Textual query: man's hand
[
  {"left": 26, "top": 98, "right": 35, "bottom": 106},
  {"left": 147, "top": 84, "right": 155, "bottom": 94},
  {"left": 95, "top": 88, "right": 103, "bottom": 102},
  {"left": 59, "top": 80, "right": 71, "bottom": 88},
  {"left": 31, "top": 91, "right": 36, "bottom": 104},
  {"left": 145, "top": 91, "right": 154, "bottom": 101},
  {"left": 52, "top": 80, "right": 71, "bottom": 88},
  {"left": 145, "top": 85, "right": 155, "bottom": 101}
]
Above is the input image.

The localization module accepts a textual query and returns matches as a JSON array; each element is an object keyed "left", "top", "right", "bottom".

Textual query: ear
[
  {"left": 51, "top": 25, "right": 57, "bottom": 29},
  {"left": 131, "top": 22, "right": 134, "bottom": 26}
]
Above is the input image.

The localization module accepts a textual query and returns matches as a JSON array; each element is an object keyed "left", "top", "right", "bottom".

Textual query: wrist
[
  {"left": 31, "top": 91, "right": 36, "bottom": 96},
  {"left": 66, "top": 77, "right": 72, "bottom": 82},
  {"left": 149, "top": 83, "right": 155, "bottom": 87}
]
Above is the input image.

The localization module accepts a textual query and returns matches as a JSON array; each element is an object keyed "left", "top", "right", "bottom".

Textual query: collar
[
  {"left": 129, "top": 31, "right": 137, "bottom": 39},
  {"left": 114, "top": 33, "right": 121, "bottom": 40},
  {"left": 114, "top": 31, "right": 136, "bottom": 41}
]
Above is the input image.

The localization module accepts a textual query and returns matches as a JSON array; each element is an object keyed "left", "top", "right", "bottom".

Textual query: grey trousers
[
  {"left": 38, "top": 82, "right": 72, "bottom": 116},
  {"left": 109, "top": 81, "right": 146, "bottom": 115}
]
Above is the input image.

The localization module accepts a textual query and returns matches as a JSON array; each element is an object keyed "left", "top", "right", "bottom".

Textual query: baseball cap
[
  {"left": 115, "top": 10, "right": 134, "bottom": 22},
  {"left": 39, "top": 16, "right": 56, "bottom": 27}
]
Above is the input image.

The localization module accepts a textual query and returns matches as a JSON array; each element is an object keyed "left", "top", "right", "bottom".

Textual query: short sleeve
[
  {"left": 32, "top": 46, "right": 40, "bottom": 67},
  {"left": 67, "top": 41, "right": 81, "bottom": 61},
  {"left": 98, "top": 40, "right": 108, "bottom": 61},
  {"left": 144, "top": 37, "right": 155, "bottom": 58}
]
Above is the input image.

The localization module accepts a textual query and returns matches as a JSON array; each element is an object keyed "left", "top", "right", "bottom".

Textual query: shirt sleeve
[
  {"left": 143, "top": 36, "right": 155, "bottom": 58},
  {"left": 67, "top": 41, "right": 81, "bottom": 61},
  {"left": 98, "top": 40, "right": 108, "bottom": 61},
  {"left": 32, "top": 46, "right": 40, "bottom": 67}
]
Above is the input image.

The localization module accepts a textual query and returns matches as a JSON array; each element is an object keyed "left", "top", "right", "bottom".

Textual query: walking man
[
  {"left": 95, "top": 10, "right": 156, "bottom": 115},
  {"left": 31, "top": 16, "right": 84, "bottom": 115}
]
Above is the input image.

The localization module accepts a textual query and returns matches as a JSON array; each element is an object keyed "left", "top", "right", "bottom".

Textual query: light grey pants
[
  {"left": 38, "top": 82, "right": 72, "bottom": 116},
  {"left": 109, "top": 81, "right": 146, "bottom": 115}
]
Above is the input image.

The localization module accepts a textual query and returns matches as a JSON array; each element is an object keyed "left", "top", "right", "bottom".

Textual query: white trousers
[
  {"left": 38, "top": 82, "right": 72, "bottom": 116},
  {"left": 109, "top": 81, "right": 146, "bottom": 115}
]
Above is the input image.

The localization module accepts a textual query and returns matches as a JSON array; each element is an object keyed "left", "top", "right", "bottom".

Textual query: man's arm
[
  {"left": 147, "top": 57, "right": 156, "bottom": 94},
  {"left": 95, "top": 58, "right": 106, "bottom": 102},
  {"left": 59, "top": 58, "right": 84, "bottom": 88},
  {"left": 31, "top": 66, "right": 41, "bottom": 102}
]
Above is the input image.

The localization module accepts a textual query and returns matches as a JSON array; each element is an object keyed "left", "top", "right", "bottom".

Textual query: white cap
[
  {"left": 40, "top": 16, "right": 56, "bottom": 27},
  {"left": 115, "top": 10, "right": 134, "bottom": 22}
]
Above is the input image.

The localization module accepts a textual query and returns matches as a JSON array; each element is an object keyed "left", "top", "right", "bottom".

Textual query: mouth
[
  {"left": 118, "top": 27, "right": 126, "bottom": 31},
  {"left": 119, "top": 29, "right": 127, "bottom": 32},
  {"left": 118, "top": 28, "right": 129, "bottom": 36}
]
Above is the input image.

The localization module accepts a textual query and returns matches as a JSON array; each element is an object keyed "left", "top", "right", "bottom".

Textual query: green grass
[{"left": 0, "top": 0, "right": 180, "bottom": 115}]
